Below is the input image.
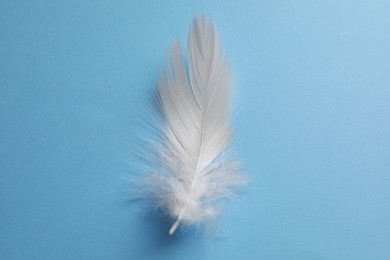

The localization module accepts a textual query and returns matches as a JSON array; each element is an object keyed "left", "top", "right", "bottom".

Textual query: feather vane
[{"left": 144, "top": 16, "right": 246, "bottom": 235}]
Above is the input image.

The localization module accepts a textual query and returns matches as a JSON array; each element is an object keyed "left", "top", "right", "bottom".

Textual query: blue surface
[{"left": 1, "top": 1, "right": 389, "bottom": 259}]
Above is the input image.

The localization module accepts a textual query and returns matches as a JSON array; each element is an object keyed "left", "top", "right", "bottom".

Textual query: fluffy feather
[{"left": 143, "top": 16, "right": 246, "bottom": 235}]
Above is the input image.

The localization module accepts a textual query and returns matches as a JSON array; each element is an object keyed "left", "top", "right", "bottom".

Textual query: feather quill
[{"left": 143, "top": 16, "right": 246, "bottom": 235}]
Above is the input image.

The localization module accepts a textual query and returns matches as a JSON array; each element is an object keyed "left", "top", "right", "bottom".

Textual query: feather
[{"left": 142, "top": 16, "right": 246, "bottom": 235}]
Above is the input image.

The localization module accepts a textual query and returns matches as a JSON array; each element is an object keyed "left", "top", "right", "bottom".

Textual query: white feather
[{"left": 143, "top": 16, "right": 246, "bottom": 235}]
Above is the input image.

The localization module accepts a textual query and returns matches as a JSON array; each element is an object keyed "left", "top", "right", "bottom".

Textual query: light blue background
[{"left": 1, "top": 1, "right": 389, "bottom": 259}]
